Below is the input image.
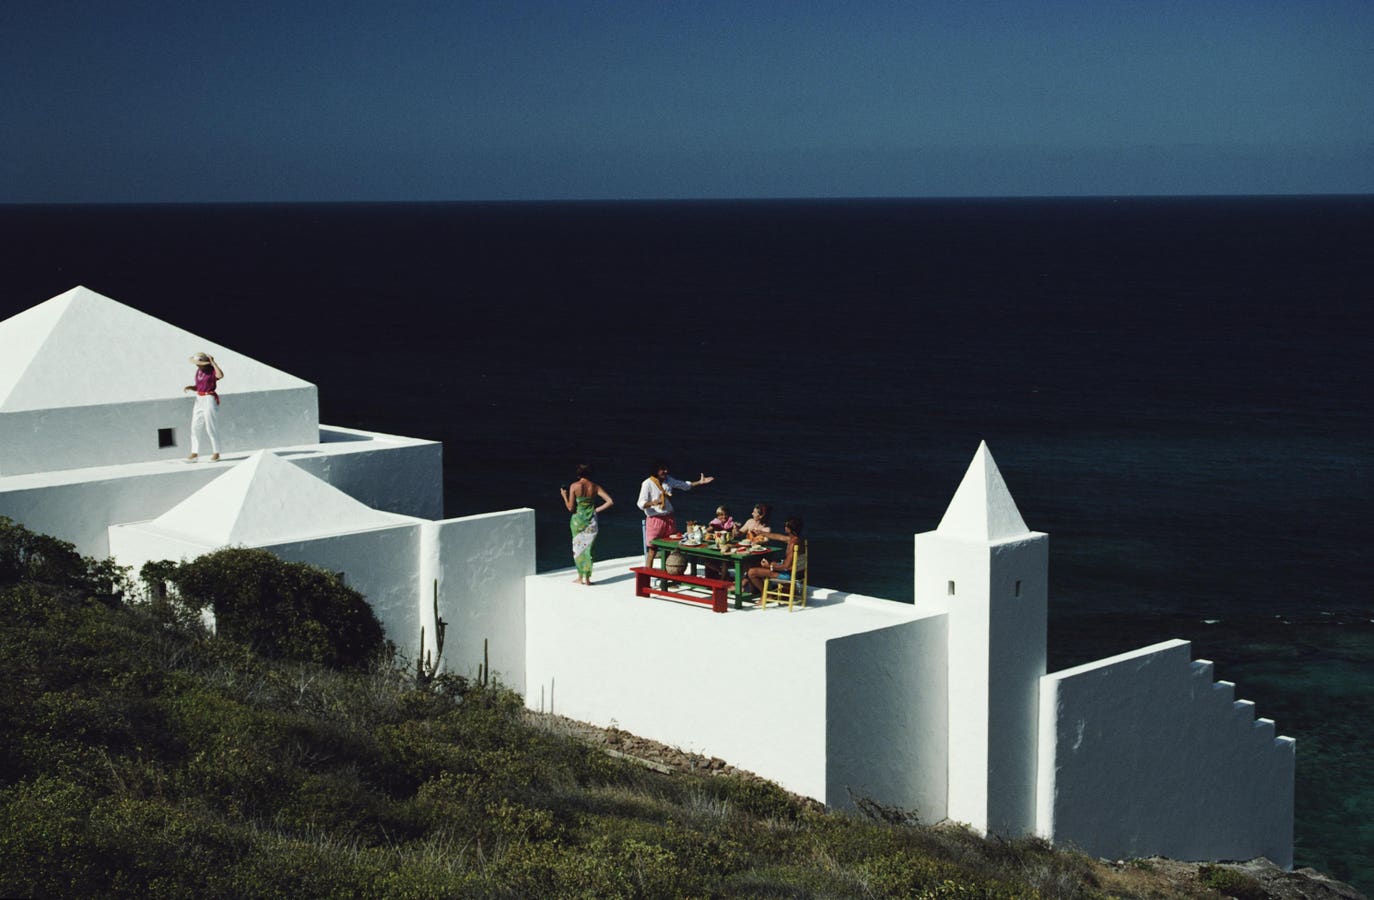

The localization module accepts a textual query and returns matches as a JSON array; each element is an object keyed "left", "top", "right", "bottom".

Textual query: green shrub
[
  {"left": 0, "top": 777, "right": 98, "bottom": 897},
  {"left": 161, "top": 547, "right": 388, "bottom": 669},
  {"left": 0, "top": 521, "right": 1173, "bottom": 900},
  {"left": 0, "top": 516, "right": 127, "bottom": 604},
  {"left": 859, "top": 852, "right": 1037, "bottom": 898},
  {"left": 716, "top": 775, "right": 803, "bottom": 822},
  {"left": 1198, "top": 863, "right": 1266, "bottom": 899}
]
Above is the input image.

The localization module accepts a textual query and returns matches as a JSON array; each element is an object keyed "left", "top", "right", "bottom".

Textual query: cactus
[{"left": 415, "top": 578, "right": 447, "bottom": 686}]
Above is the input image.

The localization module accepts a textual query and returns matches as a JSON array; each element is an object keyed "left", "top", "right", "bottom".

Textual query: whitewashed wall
[
  {"left": 915, "top": 530, "right": 1048, "bottom": 836},
  {"left": 1036, "top": 639, "right": 1295, "bottom": 868},
  {"left": 824, "top": 610, "right": 949, "bottom": 820},
  {"left": 108, "top": 525, "right": 210, "bottom": 582},
  {"left": 0, "top": 434, "right": 439, "bottom": 558},
  {"left": 0, "top": 389, "right": 319, "bottom": 477},
  {"left": 432, "top": 509, "right": 535, "bottom": 692},
  {"left": 110, "top": 520, "right": 428, "bottom": 660},
  {"left": 525, "top": 569, "right": 833, "bottom": 799},
  {"left": 984, "top": 537, "right": 1048, "bottom": 836},
  {"left": 293, "top": 429, "right": 443, "bottom": 519},
  {"left": 265, "top": 526, "right": 424, "bottom": 660},
  {"left": 6, "top": 467, "right": 219, "bottom": 557},
  {"left": 525, "top": 571, "right": 944, "bottom": 806}
]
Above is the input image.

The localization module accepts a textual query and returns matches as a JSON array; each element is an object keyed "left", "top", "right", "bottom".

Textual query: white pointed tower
[{"left": 914, "top": 441, "right": 1047, "bottom": 837}]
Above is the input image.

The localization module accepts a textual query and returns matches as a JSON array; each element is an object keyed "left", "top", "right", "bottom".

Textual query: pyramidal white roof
[
  {"left": 149, "top": 451, "right": 412, "bottom": 546},
  {"left": 0, "top": 286, "right": 312, "bottom": 412},
  {"left": 935, "top": 441, "right": 1032, "bottom": 542}
]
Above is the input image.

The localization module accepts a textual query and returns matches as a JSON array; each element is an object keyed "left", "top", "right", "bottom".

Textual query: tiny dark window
[
  {"left": 947, "top": 580, "right": 956, "bottom": 596},
  {"left": 157, "top": 428, "right": 176, "bottom": 448},
  {"left": 1015, "top": 580, "right": 1023, "bottom": 598}
]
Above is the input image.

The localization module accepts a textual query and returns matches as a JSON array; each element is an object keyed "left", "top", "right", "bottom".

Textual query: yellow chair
[{"left": 760, "top": 540, "right": 808, "bottom": 611}]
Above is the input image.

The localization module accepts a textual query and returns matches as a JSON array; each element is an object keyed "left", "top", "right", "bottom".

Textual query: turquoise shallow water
[{"left": 2, "top": 196, "right": 1370, "bottom": 889}]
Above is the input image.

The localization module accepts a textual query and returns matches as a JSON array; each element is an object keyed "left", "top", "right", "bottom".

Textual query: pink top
[
  {"left": 709, "top": 515, "right": 736, "bottom": 530},
  {"left": 194, "top": 368, "right": 218, "bottom": 394}
]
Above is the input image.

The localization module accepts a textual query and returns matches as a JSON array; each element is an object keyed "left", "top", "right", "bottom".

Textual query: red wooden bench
[{"left": 630, "top": 566, "right": 734, "bottom": 613}]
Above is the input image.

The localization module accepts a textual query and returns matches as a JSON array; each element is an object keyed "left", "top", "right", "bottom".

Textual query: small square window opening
[{"left": 157, "top": 428, "right": 176, "bottom": 448}]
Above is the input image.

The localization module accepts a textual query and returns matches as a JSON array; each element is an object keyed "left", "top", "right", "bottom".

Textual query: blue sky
[{"left": 2, "top": 1, "right": 1371, "bottom": 201}]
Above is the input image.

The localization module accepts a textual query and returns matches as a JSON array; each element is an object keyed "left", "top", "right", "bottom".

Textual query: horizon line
[{"left": 3, "top": 191, "right": 1373, "bottom": 208}]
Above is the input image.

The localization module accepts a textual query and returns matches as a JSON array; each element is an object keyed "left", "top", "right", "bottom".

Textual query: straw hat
[{"left": 189, "top": 352, "right": 213, "bottom": 365}]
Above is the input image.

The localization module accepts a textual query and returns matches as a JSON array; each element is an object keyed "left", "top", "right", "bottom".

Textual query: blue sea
[{"left": 2, "top": 197, "right": 1371, "bottom": 889}]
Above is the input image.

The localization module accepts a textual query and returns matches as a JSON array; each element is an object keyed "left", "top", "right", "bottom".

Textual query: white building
[
  {"left": 0, "top": 287, "right": 1295, "bottom": 868},
  {"left": 0, "top": 287, "right": 532, "bottom": 678}
]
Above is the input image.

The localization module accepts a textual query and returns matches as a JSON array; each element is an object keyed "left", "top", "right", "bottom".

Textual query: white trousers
[{"left": 190, "top": 394, "right": 220, "bottom": 455}]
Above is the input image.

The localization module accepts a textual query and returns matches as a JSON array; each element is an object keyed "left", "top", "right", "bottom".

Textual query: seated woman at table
[
  {"left": 738, "top": 502, "right": 771, "bottom": 538},
  {"left": 746, "top": 516, "right": 805, "bottom": 594}
]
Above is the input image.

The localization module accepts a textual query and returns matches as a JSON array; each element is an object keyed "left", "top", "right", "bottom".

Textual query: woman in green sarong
[{"left": 559, "top": 463, "right": 615, "bottom": 585}]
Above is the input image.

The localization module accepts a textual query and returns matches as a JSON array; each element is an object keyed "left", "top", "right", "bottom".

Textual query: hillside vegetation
[{"left": 0, "top": 518, "right": 1347, "bottom": 899}]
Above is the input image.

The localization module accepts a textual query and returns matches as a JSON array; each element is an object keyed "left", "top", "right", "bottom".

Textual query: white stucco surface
[
  {"left": 825, "top": 616, "right": 948, "bottom": 819},
  {"left": 265, "top": 527, "right": 425, "bottom": 658},
  {"left": 149, "top": 450, "right": 414, "bottom": 545},
  {"left": 0, "top": 390, "right": 321, "bottom": 477},
  {"left": 1, "top": 425, "right": 440, "bottom": 558},
  {"left": 1036, "top": 640, "right": 1295, "bottom": 867},
  {"left": 432, "top": 509, "right": 535, "bottom": 692},
  {"left": 0, "top": 287, "right": 311, "bottom": 410},
  {"left": 105, "top": 450, "right": 433, "bottom": 657},
  {"left": 936, "top": 440, "right": 1030, "bottom": 542},
  {"left": 525, "top": 560, "right": 946, "bottom": 807},
  {"left": 917, "top": 443, "right": 1048, "bottom": 837},
  {"left": 0, "top": 287, "right": 319, "bottom": 475},
  {"left": 111, "top": 517, "right": 430, "bottom": 659}
]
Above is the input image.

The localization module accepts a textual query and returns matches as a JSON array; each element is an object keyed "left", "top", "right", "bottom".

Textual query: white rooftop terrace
[
  {"left": 524, "top": 554, "right": 950, "bottom": 810},
  {"left": 532, "top": 554, "right": 937, "bottom": 632},
  {"left": 0, "top": 423, "right": 442, "bottom": 557}
]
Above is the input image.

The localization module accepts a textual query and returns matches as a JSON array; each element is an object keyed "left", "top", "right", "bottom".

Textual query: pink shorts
[{"left": 645, "top": 515, "right": 677, "bottom": 542}]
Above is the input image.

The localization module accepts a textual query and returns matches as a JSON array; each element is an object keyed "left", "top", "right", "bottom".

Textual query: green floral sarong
[{"left": 570, "top": 496, "right": 598, "bottom": 578}]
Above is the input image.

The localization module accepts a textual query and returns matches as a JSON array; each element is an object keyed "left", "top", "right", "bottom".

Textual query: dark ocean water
[{"left": 2, "top": 197, "right": 1371, "bottom": 888}]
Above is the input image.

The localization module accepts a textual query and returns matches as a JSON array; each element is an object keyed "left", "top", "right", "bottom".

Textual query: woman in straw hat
[{"left": 183, "top": 351, "right": 225, "bottom": 461}]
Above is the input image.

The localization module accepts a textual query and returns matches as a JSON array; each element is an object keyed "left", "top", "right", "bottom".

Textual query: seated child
[{"left": 709, "top": 506, "right": 737, "bottom": 535}]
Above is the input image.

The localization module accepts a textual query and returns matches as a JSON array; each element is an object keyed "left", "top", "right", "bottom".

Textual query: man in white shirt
[{"left": 638, "top": 459, "right": 715, "bottom": 568}]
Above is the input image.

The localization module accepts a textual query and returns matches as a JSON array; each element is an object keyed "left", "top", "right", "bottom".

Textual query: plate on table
[
  {"left": 679, "top": 540, "right": 702, "bottom": 547},
  {"left": 667, "top": 533, "right": 682, "bottom": 540}
]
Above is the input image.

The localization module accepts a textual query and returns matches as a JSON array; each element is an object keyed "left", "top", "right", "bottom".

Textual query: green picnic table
[{"left": 649, "top": 537, "right": 780, "bottom": 609}]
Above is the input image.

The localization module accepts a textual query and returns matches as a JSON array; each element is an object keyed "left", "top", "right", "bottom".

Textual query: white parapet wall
[
  {"left": 293, "top": 426, "right": 444, "bottom": 520},
  {"left": 0, "top": 286, "right": 323, "bottom": 477},
  {"left": 0, "top": 426, "right": 441, "bottom": 558},
  {"left": 825, "top": 614, "right": 948, "bottom": 817},
  {"left": 525, "top": 561, "right": 949, "bottom": 816},
  {"left": 1036, "top": 639, "right": 1295, "bottom": 867},
  {"left": 431, "top": 509, "right": 535, "bottom": 693},
  {"left": 0, "top": 389, "right": 320, "bottom": 476},
  {"left": 265, "top": 527, "right": 425, "bottom": 659}
]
